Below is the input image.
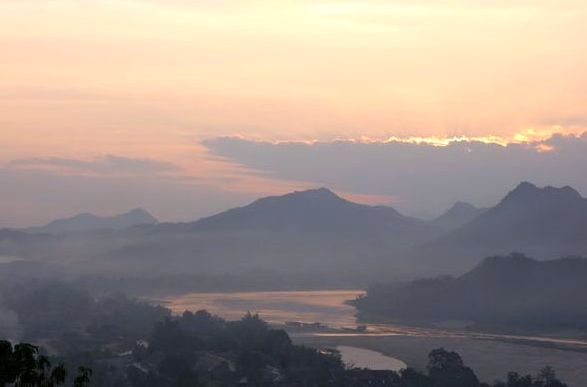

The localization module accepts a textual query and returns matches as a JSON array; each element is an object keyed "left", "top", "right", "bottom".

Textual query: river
[
  {"left": 161, "top": 289, "right": 364, "bottom": 328},
  {"left": 160, "top": 289, "right": 587, "bottom": 384},
  {"left": 160, "top": 289, "right": 587, "bottom": 349},
  {"left": 337, "top": 346, "right": 406, "bottom": 371}
]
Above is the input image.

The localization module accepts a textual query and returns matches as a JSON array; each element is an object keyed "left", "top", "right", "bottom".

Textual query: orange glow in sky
[{"left": 1, "top": 0, "right": 587, "bottom": 225}]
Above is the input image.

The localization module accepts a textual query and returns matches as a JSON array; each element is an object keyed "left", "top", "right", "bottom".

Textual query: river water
[
  {"left": 161, "top": 289, "right": 587, "bottom": 349},
  {"left": 161, "top": 290, "right": 409, "bottom": 371},
  {"left": 161, "top": 290, "right": 587, "bottom": 383},
  {"left": 337, "top": 346, "right": 407, "bottom": 371},
  {"left": 161, "top": 289, "right": 363, "bottom": 327}
]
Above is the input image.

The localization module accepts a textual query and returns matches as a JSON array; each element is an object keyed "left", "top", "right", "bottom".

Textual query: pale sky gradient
[{"left": 1, "top": 0, "right": 587, "bottom": 226}]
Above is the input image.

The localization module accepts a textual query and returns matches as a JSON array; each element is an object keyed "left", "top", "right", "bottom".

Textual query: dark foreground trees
[
  {"left": 492, "top": 367, "right": 568, "bottom": 387},
  {"left": 1, "top": 335, "right": 566, "bottom": 387},
  {"left": 0, "top": 340, "right": 91, "bottom": 387},
  {"left": 0, "top": 292, "right": 570, "bottom": 387},
  {"left": 134, "top": 312, "right": 569, "bottom": 387},
  {"left": 389, "top": 348, "right": 568, "bottom": 387},
  {"left": 135, "top": 311, "right": 349, "bottom": 386}
]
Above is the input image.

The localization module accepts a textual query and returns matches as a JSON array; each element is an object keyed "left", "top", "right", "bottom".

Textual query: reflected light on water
[
  {"left": 162, "top": 290, "right": 587, "bottom": 349},
  {"left": 162, "top": 290, "right": 365, "bottom": 327},
  {"left": 337, "top": 345, "right": 407, "bottom": 371}
]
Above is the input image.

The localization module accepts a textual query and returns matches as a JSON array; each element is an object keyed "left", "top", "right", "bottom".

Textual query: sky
[{"left": 1, "top": 0, "right": 586, "bottom": 226}]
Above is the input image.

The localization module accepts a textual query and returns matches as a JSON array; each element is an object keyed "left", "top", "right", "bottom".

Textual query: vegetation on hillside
[
  {"left": 354, "top": 253, "right": 587, "bottom": 330},
  {"left": 0, "top": 282, "right": 571, "bottom": 386}
]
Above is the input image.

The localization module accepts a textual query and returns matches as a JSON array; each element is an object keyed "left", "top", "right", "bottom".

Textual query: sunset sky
[{"left": 1, "top": 0, "right": 587, "bottom": 226}]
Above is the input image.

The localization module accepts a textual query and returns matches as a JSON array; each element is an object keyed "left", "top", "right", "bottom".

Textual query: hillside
[
  {"left": 354, "top": 253, "right": 587, "bottom": 330},
  {"left": 437, "top": 182, "right": 587, "bottom": 249},
  {"left": 152, "top": 188, "right": 431, "bottom": 238},
  {"left": 112, "top": 188, "right": 439, "bottom": 277}
]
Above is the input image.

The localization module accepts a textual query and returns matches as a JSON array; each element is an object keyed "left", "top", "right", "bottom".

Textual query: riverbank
[
  {"left": 293, "top": 334, "right": 587, "bottom": 386},
  {"left": 160, "top": 289, "right": 587, "bottom": 386}
]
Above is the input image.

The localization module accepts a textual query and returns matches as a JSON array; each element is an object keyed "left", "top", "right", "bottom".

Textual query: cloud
[
  {"left": 7, "top": 155, "right": 179, "bottom": 175},
  {"left": 203, "top": 132, "right": 587, "bottom": 217}
]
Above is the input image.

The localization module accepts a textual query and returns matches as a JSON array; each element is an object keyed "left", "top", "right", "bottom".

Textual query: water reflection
[
  {"left": 162, "top": 290, "right": 364, "bottom": 327},
  {"left": 162, "top": 290, "right": 587, "bottom": 349},
  {"left": 337, "top": 346, "right": 406, "bottom": 371}
]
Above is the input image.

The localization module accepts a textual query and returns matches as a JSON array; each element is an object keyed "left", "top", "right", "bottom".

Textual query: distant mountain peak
[
  {"left": 515, "top": 181, "right": 538, "bottom": 190},
  {"left": 544, "top": 185, "right": 582, "bottom": 200},
  {"left": 127, "top": 208, "right": 151, "bottom": 215},
  {"left": 245, "top": 188, "right": 346, "bottom": 209},
  {"left": 23, "top": 208, "right": 158, "bottom": 234},
  {"left": 448, "top": 201, "right": 479, "bottom": 213},
  {"left": 436, "top": 182, "right": 587, "bottom": 249},
  {"left": 432, "top": 201, "right": 485, "bottom": 231},
  {"left": 123, "top": 208, "right": 157, "bottom": 219},
  {"left": 502, "top": 182, "right": 583, "bottom": 205},
  {"left": 479, "top": 252, "right": 536, "bottom": 268},
  {"left": 169, "top": 186, "right": 435, "bottom": 247},
  {"left": 503, "top": 181, "right": 539, "bottom": 200},
  {"left": 288, "top": 187, "right": 341, "bottom": 200}
]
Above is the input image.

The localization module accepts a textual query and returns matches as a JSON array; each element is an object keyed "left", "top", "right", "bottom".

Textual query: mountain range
[
  {"left": 1, "top": 182, "right": 587, "bottom": 284},
  {"left": 432, "top": 182, "right": 587, "bottom": 259},
  {"left": 110, "top": 188, "right": 439, "bottom": 277},
  {"left": 22, "top": 208, "right": 158, "bottom": 235},
  {"left": 149, "top": 187, "right": 434, "bottom": 239}
]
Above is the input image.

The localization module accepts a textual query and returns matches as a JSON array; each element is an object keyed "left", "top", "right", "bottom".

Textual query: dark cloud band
[{"left": 203, "top": 133, "right": 587, "bottom": 217}]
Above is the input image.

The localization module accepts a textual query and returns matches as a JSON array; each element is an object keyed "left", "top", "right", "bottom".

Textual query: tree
[
  {"left": 398, "top": 368, "right": 432, "bottom": 387},
  {"left": 0, "top": 340, "right": 91, "bottom": 387},
  {"left": 73, "top": 367, "right": 92, "bottom": 387},
  {"left": 427, "top": 348, "right": 480, "bottom": 387},
  {"left": 537, "top": 366, "right": 567, "bottom": 387}
]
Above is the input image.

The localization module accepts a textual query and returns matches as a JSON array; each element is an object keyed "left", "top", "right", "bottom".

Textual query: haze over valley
[
  {"left": 2, "top": 1, "right": 587, "bottom": 385},
  {"left": 2, "top": 182, "right": 586, "bottom": 289}
]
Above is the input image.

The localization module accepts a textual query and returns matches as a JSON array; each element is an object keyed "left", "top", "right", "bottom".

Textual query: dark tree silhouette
[
  {"left": 0, "top": 340, "right": 91, "bottom": 387},
  {"left": 427, "top": 348, "right": 480, "bottom": 387}
]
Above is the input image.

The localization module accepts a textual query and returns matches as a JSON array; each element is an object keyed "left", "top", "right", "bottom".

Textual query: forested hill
[{"left": 354, "top": 253, "right": 587, "bottom": 330}]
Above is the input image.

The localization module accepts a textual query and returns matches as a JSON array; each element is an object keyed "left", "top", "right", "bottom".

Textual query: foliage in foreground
[
  {"left": 0, "top": 340, "right": 91, "bottom": 387},
  {"left": 0, "top": 280, "right": 571, "bottom": 387},
  {"left": 130, "top": 311, "right": 568, "bottom": 387},
  {"left": 387, "top": 348, "right": 567, "bottom": 387}
]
